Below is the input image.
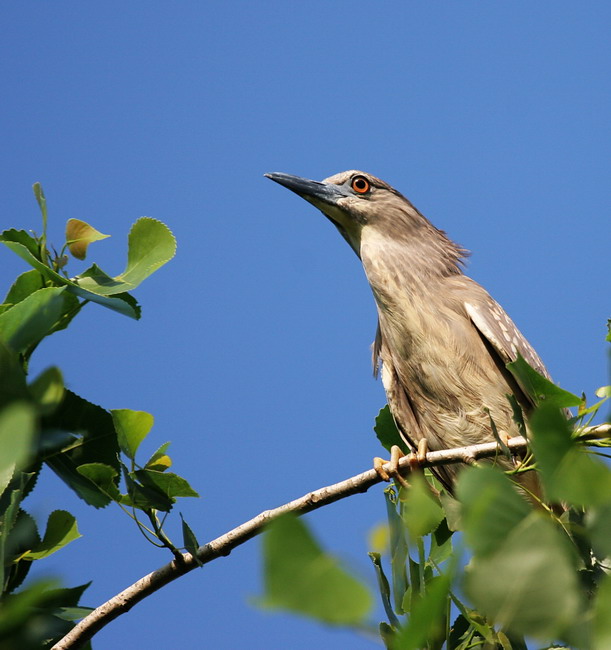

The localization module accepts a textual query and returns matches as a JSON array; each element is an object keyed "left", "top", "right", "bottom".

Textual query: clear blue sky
[{"left": 2, "top": 3, "right": 609, "bottom": 648}]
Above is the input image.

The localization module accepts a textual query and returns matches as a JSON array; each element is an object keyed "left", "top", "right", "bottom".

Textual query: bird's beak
[
  {"left": 265, "top": 172, "right": 350, "bottom": 207},
  {"left": 265, "top": 171, "right": 362, "bottom": 255}
]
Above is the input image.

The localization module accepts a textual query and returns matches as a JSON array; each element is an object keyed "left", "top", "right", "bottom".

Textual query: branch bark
[{"left": 52, "top": 424, "right": 610, "bottom": 650}]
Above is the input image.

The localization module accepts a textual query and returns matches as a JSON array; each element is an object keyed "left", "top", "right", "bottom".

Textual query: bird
[{"left": 265, "top": 169, "right": 550, "bottom": 493}]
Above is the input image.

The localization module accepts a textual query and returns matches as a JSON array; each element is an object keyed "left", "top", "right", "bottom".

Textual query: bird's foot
[
  {"left": 374, "top": 445, "right": 409, "bottom": 488},
  {"left": 408, "top": 439, "right": 441, "bottom": 497},
  {"left": 409, "top": 438, "right": 429, "bottom": 470},
  {"left": 375, "top": 440, "right": 440, "bottom": 497}
]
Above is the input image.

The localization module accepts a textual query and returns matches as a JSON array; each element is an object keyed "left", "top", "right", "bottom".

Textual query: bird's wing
[
  {"left": 463, "top": 287, "right": 556, "bottom": 417},
  {"left": 464, "top": 294, "right": 575, "bottom": 429},
  {"left": 464, "top": 298, "right": 550, "bottom": 379},
  {"left": 372, "top": 320, "right": 382, "bottom": 378}
]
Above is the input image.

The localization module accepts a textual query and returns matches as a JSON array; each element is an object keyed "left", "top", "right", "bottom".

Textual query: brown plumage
[{"left": 266, "top": 170, "right": 548, "bottom": 491}]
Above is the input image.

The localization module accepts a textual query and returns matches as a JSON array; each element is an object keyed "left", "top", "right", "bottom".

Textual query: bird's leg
[
  {"left": 375, "top": 441, "right": 441, "bottom": 497},
  {"left": 409, "top": 438, "right": 429, "bottom": 470},
  {"left": 373, "top": 445, "right": 410, "bottom": 488},
  {"left": 409, "top": 439, "right": 442, "bottom": 498}
]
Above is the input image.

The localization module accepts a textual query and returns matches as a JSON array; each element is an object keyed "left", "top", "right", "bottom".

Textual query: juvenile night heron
[{"left": 266, "top": 170, "right": 549, "bottom": 491}]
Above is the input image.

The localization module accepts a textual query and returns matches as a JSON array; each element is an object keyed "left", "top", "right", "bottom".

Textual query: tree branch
[{"left": 52, "top": 424, "right": 610, "bottom": 650}]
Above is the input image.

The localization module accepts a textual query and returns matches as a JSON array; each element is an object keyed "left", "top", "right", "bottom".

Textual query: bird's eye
[{"left": 351, "top": 176, "right": 370, "bottom": 194}]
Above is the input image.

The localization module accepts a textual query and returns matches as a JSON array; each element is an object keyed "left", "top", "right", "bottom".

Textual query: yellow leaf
[
  {"left": 65, "top": 218, "right": 109, "bottom": 260},
  {"left": 368, "top": 522, "right": 390, "bottom": 553}
]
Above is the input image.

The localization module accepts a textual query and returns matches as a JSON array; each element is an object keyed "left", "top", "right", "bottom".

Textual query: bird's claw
[
  {"left": 374, "top": 439, "right": 438, "bottom": 496},
  {"left": 408, "top": 438, "right": 428, "bottom": 470},
  {"left": 374, "top": 445, "right": 410, "bottom": 488}
]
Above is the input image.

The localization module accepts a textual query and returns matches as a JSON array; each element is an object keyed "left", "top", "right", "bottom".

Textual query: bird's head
[
  {"left": 266, "top": 170, "right": 467, "bottom": 276},
  {"left": 265, "top": 170, "right": 402, "bottom": 254}
]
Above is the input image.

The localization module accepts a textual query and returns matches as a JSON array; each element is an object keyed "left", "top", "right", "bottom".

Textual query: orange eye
[{"left": 351, "top": 176, "right": 370, "bottom": 194}]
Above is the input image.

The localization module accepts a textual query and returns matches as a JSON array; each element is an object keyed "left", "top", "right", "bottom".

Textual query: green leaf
[
  {"left": 48, "top": 458, "right": 113, "bottom": 508},
  {"left": 448, "top": 614, "right": 471, "bottom": 650},
  {"left": 393, "top": 573, "right": 451, "bottom": 650},
  {"left": 43, "top": 390, "right": 120, "bottom": 508},
  {"left": 507, "top": 354, "right": 581, "bottom": 408},
  {"left": 121, "top": 469, "right": 175, "bottom": 512},
  {"left": 0, "top": 340, "right": 29, "bottom": 412},
  {"left": 65, "top": 218, "right": 110, "bottom": 260},
  {"left": 507, "top": 393, "right": 527, "bottom": 438},
  {"left": 368, "top": 553, "right": 400, "bottom": 628},
  {"left": 54, "top": 606, "right": 94, "bottom": 621},
  {"left": 0, "top": 578, "right": 65, "bottom": 641},
  {"left": 36, "top": 581, "right": 91, "bottom": 610},
  {"left": 0, "top": 229, "right": 141, "bottom": 319},
  {"left": 76, "top": 463, "right": 122, "bottom": 501},
  {"left": 0, "top": 496, "right": 16, "bottom": 591},
  {"left": 134, "top": 469, "right": 199, "bottom": 499},
  {"left": 577, "top": 390, "right": 609, "bottom": 417},
  {"left": 1, "top": 228, "right": 41, "bottom": 260},
  {"left": 448, "top": 614, "right": 470, "bottom": 649},
  {"left": 120, "top": 218, "right": 177, "bottom": 289},
  {"left": 180, "top": 514, "right": 202, "bottom": 564},
  {"left": 47, "top": 289, "right": 82, "bottom": 336},
  {"left": 23, "top": 510, "right": 81, "bottom": 560},
  {"left": 0, "top": 403, "right": 36, "bottom": 501},
  {"left": 111, "top": 409, "right": 154, "bottom": 460},
  {"left": 407, "top": 556, "right": 421, "bottom": 607},
  {"left": 585, "top": 502, "right": 611, "bottom": 559},
  {"left": 456, "top": 466, "right": 531, "bottom": 557},
  {"left": 401, "top": 474, "right": 444, "bottom": 540},
  {"left": 439, "top": 492, "right": 462, "bottom": 531},
  {"left": 76, "top": 217, "right": 176, "bottom": 295},
  {"left": 29, "top": 366, "right": 64, "bottom": 415},
  {"left": 530, "top": 404, "right": 611, "bottom": 506},
  {"left": 145, "top": 441, "right": 172, "bottom": 471},
  {"left": 258, "top": 513, "right": 373, "bottom": 625},
  {"left": 0, "top": 481, "right": 30, "bottom": 592},
  {"left": 0, "top": 579, "right": 90, "bottom": 645},
  {"left": 74, "top": 263, "right": 124, "bottom": 293},
  {"left": 37, "top": 430, "right": 76, "bottom": 458},
  {"left": 464, "top": 512, "right": 581, "bottom": 640},
  {"left": 375, "top": 405, "right": 409, "bottom": 454},
  {"left": 429, "top": 519, "right": 453, "bottom": 567},
  {"left": 0, "top": 269, "right": 45, "bottom": 316},
  {"left": 594, "top": 575, "right": 611, "bottom": 650},
  {"left": 32, "top": 182, "right": 48, "bottom": 237},
  {"left": 0, "top": 286, "right": 68, "bottom": 353},
  {"left": 385, "top": 488, "right": 409, "bottom": 614},
  {"left": 379, "top": 621, "right": 395, "bottom": 646},
  {"left": 4, "top": 508, "right": 39, "bottom": 592}
]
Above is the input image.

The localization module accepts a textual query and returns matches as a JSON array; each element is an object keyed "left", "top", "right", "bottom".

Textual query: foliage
[
  {"left": 257, "top": 513, "right": 373, "bottom": 625},
  {"left": 0, "top": 183, "right": 199, "bottom": 648},
  {"left": 2, "top": 183, "right": 610, "bottom": 650},
  {"left": 260, "top": 329, "right": 611, "bottom": 649}
]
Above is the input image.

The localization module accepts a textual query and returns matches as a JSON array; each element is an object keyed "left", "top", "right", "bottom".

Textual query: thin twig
[{"left": 52, "top": 426, "right": 609, "bottom": 650}]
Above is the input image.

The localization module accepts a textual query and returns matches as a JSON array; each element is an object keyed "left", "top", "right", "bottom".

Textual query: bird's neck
[{"left": 359, "top": 226, "right": 464, "bottom": 309}]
